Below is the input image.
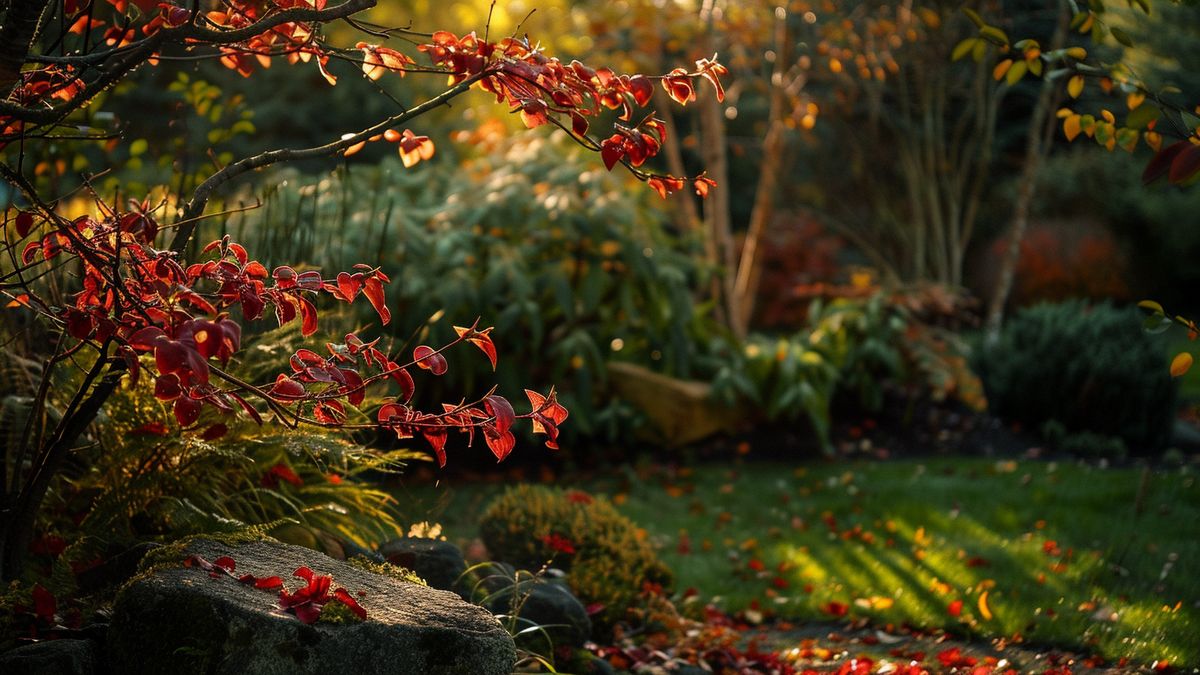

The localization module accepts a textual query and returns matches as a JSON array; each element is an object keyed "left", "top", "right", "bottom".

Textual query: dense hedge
[{"left": 974, "top": 301, "right": 1176, "bottom": 453}]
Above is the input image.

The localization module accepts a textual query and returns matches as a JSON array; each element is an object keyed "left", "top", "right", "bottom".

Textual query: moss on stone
[{"left": 345, "top": 556, "right": 426, "bottom": 586}]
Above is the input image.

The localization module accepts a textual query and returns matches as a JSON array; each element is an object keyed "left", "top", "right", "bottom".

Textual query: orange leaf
[
  {"left": 977, "top": 590, "right": 993, "bottom": 620},
  {"left": 1170, "top": 352, "right": 1193, "bottom": 378}
]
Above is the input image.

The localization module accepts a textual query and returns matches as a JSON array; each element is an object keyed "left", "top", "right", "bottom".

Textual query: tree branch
[{"left": 171, "top": 70, "right": 487, "bottom": 253}]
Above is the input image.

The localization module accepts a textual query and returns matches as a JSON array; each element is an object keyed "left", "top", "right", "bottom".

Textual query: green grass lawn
[{"left": 392, "top": 457, "right": 1200, "bottom": 667}]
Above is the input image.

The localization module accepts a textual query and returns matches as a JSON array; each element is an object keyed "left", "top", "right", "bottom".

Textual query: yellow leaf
[
  {"left": 1005, "top": 59, "right": 1027, "bottom": 86},
  {"left": 1171, "top": 353, "right": 1193, "bottom": 378},
  {"left": 1063, "top": 114, "right": 1082, "bottom": 141},
  {"left": 1101, "top": 109, "right": 1116, "bottom": 124},
  {"left": 1056, "top": 107, "right": 1074, "bottom": 119},
  {"left": 1127, "top": 92, "right": 1145, "bottom": 110},
  {"left": 1146, "top": 130, "right": 1162, "bottom": 152},
  {"left": 978, "top": 590, "right": 994, "bottom": 620},
  {"left": 1068, "top": 75, "right": 1084, "bottom": 99},
  {"left": 1065, "top": 46, "right": 1088, "bottom": 60},
  {"left": 992, "top": 59, "right": 1013, "bottom": 82}
]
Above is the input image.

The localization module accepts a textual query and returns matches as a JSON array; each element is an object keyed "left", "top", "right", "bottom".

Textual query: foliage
[
  {"left": 1040, "top": 420, "right": 1129, "bottom": 460},
  {"left": 66, "top": 364, "right": 418, "bottom": 548},
  {"left": 206, "top": 134, "right": 711, "bottom": 442},
  {"left": 478, "top": 484, "right": 671, "bottom": 632},
  {"left": 709, "top": 290, "right": 984, "bottom": 453},
  {"left": 959, "top": 1, "right": 1200, "bottom": 186},
  {"left": 0, "top": 0, "right": 728, "bottom": 580},
  {"left": 974, "top": 300, "right": 1176, "bottom": 452}
]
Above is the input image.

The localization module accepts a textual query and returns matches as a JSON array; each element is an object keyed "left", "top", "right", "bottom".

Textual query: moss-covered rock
[{"left": 108, "top": 538, "right": 514, "bottom": 675}]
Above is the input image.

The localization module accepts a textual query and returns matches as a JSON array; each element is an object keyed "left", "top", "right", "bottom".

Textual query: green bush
[
  {"left": 478, "top": 485, "right": 671, "bottom": 631},
  {"left": 974, "top": 301, "right": 1176, "bottom": 453}
]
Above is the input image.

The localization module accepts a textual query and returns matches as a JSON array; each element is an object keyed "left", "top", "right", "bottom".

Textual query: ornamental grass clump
[{"left": 479, "top": 485, "right": 671, "bottom": 632}]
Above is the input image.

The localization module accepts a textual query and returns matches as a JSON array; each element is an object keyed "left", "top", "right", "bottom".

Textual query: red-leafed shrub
[{"left": 0, "top": 0, "right": 724, "bottom": 580}]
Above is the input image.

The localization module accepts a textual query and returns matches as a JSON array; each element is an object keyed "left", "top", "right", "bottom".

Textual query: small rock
[
  {"left": 484, "top": 579, "right": 592, "bottom": 647},
  {"left": 0, "top": 639, "right": 98, "bottom": 675},
  {"left": 108, "top": 538, "right": 514, "bottom": 675},
  {"left": 378, "top": 537, "right": 467, "bottom": 592}
]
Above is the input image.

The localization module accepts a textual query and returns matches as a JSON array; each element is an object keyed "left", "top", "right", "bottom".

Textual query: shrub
[
  {"left": 709, "top": 290, "right": 984, "bottom": 453},
  {"left": 974, "top": 301, "right": 1176, "bottom": 453},
  {"left": 479, "top": 485, "right": 671, "bottom": 632}
]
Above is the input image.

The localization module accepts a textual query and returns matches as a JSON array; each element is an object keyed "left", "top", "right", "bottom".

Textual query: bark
[
  {"left": 698, "top": 91, "right": 735, "bottom": 335},
  {"left": 0, "top": 0, "right": 51, "bottom": 97},
  {"left": 730, "top": 8, "right": 790, "bottom": 337},
  {"left": 985, "top": 0, "right": 1070, "bottom": 341}
]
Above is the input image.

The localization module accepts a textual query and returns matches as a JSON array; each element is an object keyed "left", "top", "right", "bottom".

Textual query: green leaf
[
  {"left": 962, "top": 7, "right": 986, "bottom": 28},
  {"left": 1110, "top": 26, "right": 1133, "bottom": 47},
  {"left": 129, "top": 138, "right": 149, "bottom": 156},
  {"left": 1137, "top": 300, "right": 1165, "bottom": 314},
  {"left": 1125, "top": 104, "right": 1159, "bottom": 130},
  {"left": 1006, "top": 59, "right": 1028, "bottom": 86},
  {"left": 980, "top": 25, "right": 1010, "bottom": 46},
  {"left": 951, "top": 37, "right": 978, "bottom": 62}
]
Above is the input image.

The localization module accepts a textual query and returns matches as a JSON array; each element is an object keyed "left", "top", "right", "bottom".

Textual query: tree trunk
[
  {"left": 0, "top": 0, "right": 51, "bottom": 97},
  {"left": 730, "top": 7, "right": 790, "bottom": 337},
  {"left": 985, "top": 0, "right": 1069, "bottom": 340}
]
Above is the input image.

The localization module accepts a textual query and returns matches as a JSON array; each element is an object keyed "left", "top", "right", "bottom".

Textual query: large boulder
[
  {"left": 108, "top": 538, "right": 515, "bottom": 675},
  {"left": 377, "top": 538, "right": 467, "bottom": 592},
  {"left": 0, "top": 639, "right": 98, "bottom": 675}
]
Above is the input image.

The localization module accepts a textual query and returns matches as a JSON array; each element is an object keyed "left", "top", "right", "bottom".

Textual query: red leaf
[
  {"left": 413, "top": 345, "right": 448, "bottom": 375},
  {"left": 454, "top": 325, "right": 497, "bottom": 370},
  {"left": 571, "top": 111, "right": 589, "bottom": 137},
  {"left": 1169, "top": 143, "right": 1200, "bottom": 185},
  {"left": 154, "top": 374, "right": 183, "bottom": 401},
  {"left": 362, "top": 275, "right": 391, "bottom": 326},
  {"left": 314, "top": 401, "right": 346, "bottom": 424},
  {"left": 600, "top": 135, "right": 625, "bottom": 170},
  {"left": 65, "top": 309, "right": 95, "bottom": 340},
  {"left": 822, "top": 601, "right": 849, "bottom": 617},
  {"left": 128, "top": 326, "right": 166, "bottom": 352},
  {"left": 627, "top": 74, "right": 654, "bottom": 106},
  {"left": 298, "top": 297, "right": 319, "bottom": 337},
  {"left": 1144, "top": 141, "right": 1188, "bottom": 184},
  {"left": 389, "top": 364, "right": 415, "bottom": 400},
  {"left": 332, "top": 588, "right": 368, "bottom": 620},
  {"left": 263, "top": 463, "right": 304, "bottom": 487},
  {"left": 191, "top": 320, "right": 223, "bottom": 359},
  {"left": 15, "top": 211, "right": 35, "bottom": 238},
  {"left": 484, "top": 426, "right": 516, "bottom": 462},
  {"left": 272, "top": 265, "right": 297, "bottom": 289},
  {"left": 213, "top": 556, "right": 236, "bottom": 572},
  {"left": 339, "top": 368, "right": 366, "bottom": 406},
  {"left": 31, "top": 584, "right": 56, "bottom": 622},
  {"left": 423, "top": 426, "right": 448, "bottom": 467},
  {"left": 296, "top": 270, "right": 323, "bottom": 291},
  {"left": 948, "top": 599, "right": 963, "bottom": 617},
  {"left": 270, "top": 374, "right": 307, "bottom": 400},
  {"left": 539, "top": 533, "right": 576, "bottom": 554},
  {"left": 173, "top": 396, "right": 202, "bottom": 427},
  {"left": 336, "top": 272, "right": 361, "bottom": 302},
  {"left": 484, "top": 394, "right": 515, "bottom": 434}
]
